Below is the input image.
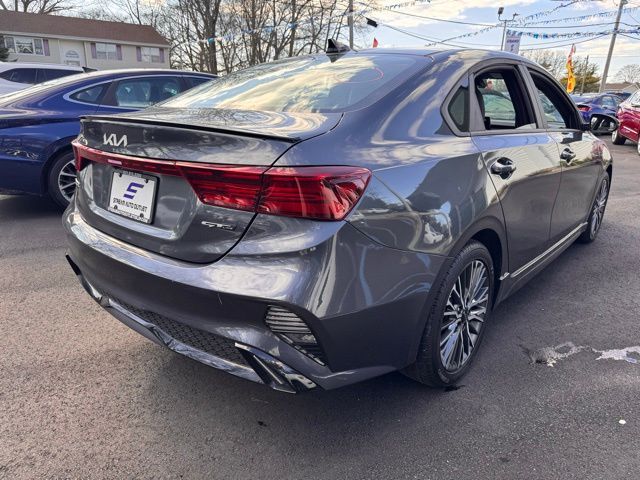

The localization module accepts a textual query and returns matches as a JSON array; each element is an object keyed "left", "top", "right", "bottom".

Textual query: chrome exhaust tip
[{"left": 235, "top": 343, "right": 317, "bottom": 394}]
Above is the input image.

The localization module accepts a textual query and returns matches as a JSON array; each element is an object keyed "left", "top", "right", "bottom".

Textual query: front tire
[
  {"left": 611, "top": 128, "right": 626, "bottom": 145},
  {"left": 578, "top": 175, "right": 609, "bottom": 243},
  {"left": 404, "top": 241, "right": 494, "bottom": 387},
  {"left": 47, "top": 151, "right": 77, "bottom": 208}
]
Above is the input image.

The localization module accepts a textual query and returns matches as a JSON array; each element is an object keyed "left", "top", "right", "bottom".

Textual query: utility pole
[
  {"left": 600, "top": 0, "right": 627, "bottom": 92},
  {"left": 498, "top": 7, "right": 519, "bottom": 51},
  {"left": 580, "top": 54, "right": 590, "bottom": 94},
  {"left": 348, "top": 0, "right": 354, "bottom": 49}
]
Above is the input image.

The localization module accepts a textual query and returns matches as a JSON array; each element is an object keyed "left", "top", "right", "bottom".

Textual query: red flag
[{"left": 372, "top": 38, "right": 379, "bottom": 48}]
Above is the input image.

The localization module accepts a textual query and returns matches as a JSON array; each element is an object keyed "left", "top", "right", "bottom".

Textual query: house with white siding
[{"left": 0, "top": 11, "right": 170, "bottom": 70}]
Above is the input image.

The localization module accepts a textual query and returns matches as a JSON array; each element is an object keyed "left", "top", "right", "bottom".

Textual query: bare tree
[
  {"left": 0, "top": 0, "right": 77, "bottom": 14},
  {"left": 615, "top": 64, "right": 640, "bottom": 85},
  {"left": 523, "top": 50, "right": 567, "bottom": 80},
  {"left": 77, "top": 0, "right": 375, "bottom": 73}
]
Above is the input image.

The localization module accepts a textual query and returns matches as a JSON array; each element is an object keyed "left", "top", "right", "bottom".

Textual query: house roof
[
  {"left": 604, "top": 82, "right": 638, "bottom": 92},
  {"left": 0, "top": 11, "right": 169, "bottom": 46}
]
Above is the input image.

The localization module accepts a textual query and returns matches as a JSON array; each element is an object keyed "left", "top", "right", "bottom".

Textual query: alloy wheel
[
  {"left": 57, "top": 159, "right": 77, "bottom": 203},
  {"left": 590, "top": 178, "right": 608, "bottom": 237},
  {"left": 440, "top": 260, "right": 489, "bottom": 372}
]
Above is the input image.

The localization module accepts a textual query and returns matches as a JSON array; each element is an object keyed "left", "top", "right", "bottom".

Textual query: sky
[{"left": 358, "top": 0, "right": 640, "bottom": 82}]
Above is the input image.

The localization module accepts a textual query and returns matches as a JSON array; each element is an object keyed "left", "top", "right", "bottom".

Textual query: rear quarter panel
[{"left": 275, "top": 51, "right": 506, "bottom": 262}]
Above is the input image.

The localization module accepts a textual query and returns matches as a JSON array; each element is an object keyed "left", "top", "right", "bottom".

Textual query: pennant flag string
[
  {"left": 522, "top": 5, "right": 640, "bottom": 26},
  {"left": 507, "top": 27, "right": 640, "bottom": 40}
]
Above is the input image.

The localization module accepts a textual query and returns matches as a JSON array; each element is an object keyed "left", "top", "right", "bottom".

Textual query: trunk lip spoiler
[{"left": 80, "top": 111, "right": 344, "bottom": 144}]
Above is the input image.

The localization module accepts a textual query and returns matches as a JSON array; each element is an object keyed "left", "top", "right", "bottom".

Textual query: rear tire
[
  {"left": 578, "top": 175, "right": 609, "bottom": 243},
  {"left": 47, "top": 151, "right": 77, "bottom": 209},
  {"left": 404, "top": 241, "right": 494, "bottom": 387},
  {"left": 611, "top": 128, "right": 626, "bottom": 145}
]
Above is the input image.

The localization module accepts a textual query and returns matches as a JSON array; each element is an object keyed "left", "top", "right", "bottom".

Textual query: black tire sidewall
[
  {"left": 414, "top": 241, "right": 495, "bottom": 386},
  {"left": 47, "top": 151, "right": 75, "bottom": 209},
  {"left": 611, "top": 129, "right": 625, "bottom": 145},
  {"left": 579, "top": 175, "right": 609, "bottom": 243}
]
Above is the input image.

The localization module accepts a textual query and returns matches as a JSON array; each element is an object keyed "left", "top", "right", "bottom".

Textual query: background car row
[{"left": 0, "top": 68, "right": 215, "bottom": 207}]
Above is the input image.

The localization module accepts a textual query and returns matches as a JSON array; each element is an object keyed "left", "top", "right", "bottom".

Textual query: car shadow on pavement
[
  {"left": 0, "top": 195, "right": 63, "bottom": 220},
  {"left": 133, "top": 225, "right": 625, "bottom": 464}
]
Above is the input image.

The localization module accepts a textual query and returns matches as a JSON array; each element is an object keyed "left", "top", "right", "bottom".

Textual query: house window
[
  {"left": 1, "top": 36, "right": 45, "bottom": 55},
  {"left": 141, "top": 47, "right": 161, "bottom": 63},
  {"left": 95, "top": 43, "right": 118, "bottom": 60}
]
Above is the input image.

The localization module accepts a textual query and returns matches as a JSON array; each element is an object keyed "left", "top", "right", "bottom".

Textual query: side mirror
[{"left": 587, "top": 113, "right": 619, "bottom": 134}]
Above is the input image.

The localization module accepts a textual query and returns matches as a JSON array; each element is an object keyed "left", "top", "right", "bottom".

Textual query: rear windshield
[{"left": 161, "top": 54, "right": 423, "bottom": 113}]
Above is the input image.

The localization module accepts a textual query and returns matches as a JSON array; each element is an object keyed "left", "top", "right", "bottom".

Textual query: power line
[
  {"left": 521, "top": 34, "right": 609, "bottom": 51},
  {"left": 376, "top": 9, "right": 497, "bottom": 27}
]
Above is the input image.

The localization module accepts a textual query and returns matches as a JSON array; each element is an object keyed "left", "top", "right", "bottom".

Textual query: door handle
[
  {"left": 560, "top": 148, "right": 576, "bottom": 163},
  {"left": 490, "top": 158, "right": 516, "bottom": 178}
]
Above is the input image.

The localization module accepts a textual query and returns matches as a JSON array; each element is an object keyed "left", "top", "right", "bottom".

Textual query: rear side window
[
  {"left": 0, "top": 68, "right": 37, "bottom": 84},
  {"left": 447, "top": 86, "right": 469, "bottom": 132},
  {"left": 161, "top": 54, "right": 422, "bottom": 113},
  {"left": 69, "top": 84, "right": 105, "bottom": 104},
  {"left": 112, "top": 77, "right": 181, "bottom": 108},
  {"left": 529, "top": 70, "right": 579, "bottom": 130},
  {"left": 473, "top": 69, "right": 535, "bottom": 131}
]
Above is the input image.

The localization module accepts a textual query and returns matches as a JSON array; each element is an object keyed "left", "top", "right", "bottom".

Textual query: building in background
[
  {"left": 0, "top": 11, "right": 169, "bottom": 69},
  {"left": 603, "top": 82, "right": 638, "bottom": 94}
]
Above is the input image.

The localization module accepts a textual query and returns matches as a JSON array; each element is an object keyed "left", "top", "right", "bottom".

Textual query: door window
[
  {"left": 601, "top": 95, "right": 619, "bottom": 109},
  {"left": 529, "top": 70, "right": 579, "bottom": 130},
  {"left": 473, "top": 68, "right": 536, "bottom": 131},
  {"left": 112, "top": 77, "right": 181, "bottom": 108}
]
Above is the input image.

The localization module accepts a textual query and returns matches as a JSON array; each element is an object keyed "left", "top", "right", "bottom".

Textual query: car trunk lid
[{"left": 74, "top": 108, "right": 341, "bottom": 263}]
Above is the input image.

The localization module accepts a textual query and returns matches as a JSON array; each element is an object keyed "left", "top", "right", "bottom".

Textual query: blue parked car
[
  {"left": 570, "top": 93, "right": 623, "bottom": 123},
  {"left": 0, "top": 69, "right": 215, "bottom": 207}
]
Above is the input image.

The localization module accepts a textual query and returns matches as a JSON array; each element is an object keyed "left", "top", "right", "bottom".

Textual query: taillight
[
  {"left": 578, "top": 105, "right": 591, "bottom": 112},
  {"left": 72, "top": 142, "right": 371, "bottom": 221},
  {"left": 178, "top": 165, "right": 266, "bottom": 212},
  {"left": 258, "top": 167, "right": 370, "bottom": 220}
]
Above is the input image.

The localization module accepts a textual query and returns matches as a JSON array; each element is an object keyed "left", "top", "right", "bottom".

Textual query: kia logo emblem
[{"left": 103, "top": 133, "right": 128, "bottom": 147}]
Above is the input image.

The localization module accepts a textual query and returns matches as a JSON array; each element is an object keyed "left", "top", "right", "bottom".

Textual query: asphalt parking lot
[{"left": 1, "top": 139, "right": 639, "bottom": 480}]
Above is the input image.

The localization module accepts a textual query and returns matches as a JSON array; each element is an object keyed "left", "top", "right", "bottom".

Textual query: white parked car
[{"left": 0, "top": 63, "right": 84, "bottom": 95}]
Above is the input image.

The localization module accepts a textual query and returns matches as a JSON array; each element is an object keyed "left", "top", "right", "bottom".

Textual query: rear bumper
[
  {"left": 66, "top": 261, "right": 316, "bottom": 393},
  {"left": 64, "top": 204, "right": 446, "bottom": 391}
]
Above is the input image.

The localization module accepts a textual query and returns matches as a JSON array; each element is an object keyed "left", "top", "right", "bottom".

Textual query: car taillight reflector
[
  {"left": 578, "top": 105, "right": 591, "bottom": 112},
  {"left": 258, "top": 167, "right": 371, "bottom": 220},
  {"left": 72, "top": 142, "right": 371, "bottom": 221}
]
